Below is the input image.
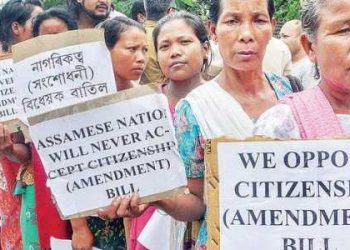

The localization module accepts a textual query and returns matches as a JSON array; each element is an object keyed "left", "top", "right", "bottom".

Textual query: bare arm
[{"left": 70, "top": 218, "right": 94, "bottom": 250}]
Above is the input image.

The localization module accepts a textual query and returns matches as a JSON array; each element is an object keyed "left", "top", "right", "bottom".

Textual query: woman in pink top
[{"left": 103, "top": 11, "right": 211, "bottom": 250}]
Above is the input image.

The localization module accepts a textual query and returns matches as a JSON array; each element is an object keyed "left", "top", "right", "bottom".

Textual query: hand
[
  {"left": 0, "top": 124, "right": 13, "bottom": 156},
  {"left": 72, "top": 226, "right": 94, "bottom": 250},
  {"left": 98, "top": 193, "right": 148, "bottom": 219}
]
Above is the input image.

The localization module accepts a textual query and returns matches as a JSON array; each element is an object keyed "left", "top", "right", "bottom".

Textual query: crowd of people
[{"left": 0, "top": 0, "right": 349, "bottom": 249}]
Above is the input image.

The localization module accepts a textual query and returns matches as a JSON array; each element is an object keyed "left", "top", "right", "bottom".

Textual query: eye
[
  {"left": 159, "top": 44, "right": 169, "bottom": 51},
  {"left": 223, "top": 18, "right": 239, "bottom": 25},
  {"left": 181, "top": 39, "right": 191, "bottom": 45},
  {"left": 143, "top": 47, "right": 148, "bottom": 53},
  {"left": 255, "top": 17, "right": 268, "bottom": 24},
  {"left": 337, "top": 27, "right": 350, "bottom": 34},
  {"left": 127, "top": 47, "right": 137, "bottom": 52}
]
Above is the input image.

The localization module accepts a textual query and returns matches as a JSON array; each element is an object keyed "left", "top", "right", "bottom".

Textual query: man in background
[
  {"left": 140, "top": 0, "right": 176, "bottom": 85},
  {"left": 280, "top": 19, "right": 319, "bottom": 88},
  {"left": 67, "top": 0, "right": 111, "bottom": 29}
]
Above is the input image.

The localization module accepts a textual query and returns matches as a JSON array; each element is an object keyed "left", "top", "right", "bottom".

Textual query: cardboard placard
[
  {"left": 0, "top": 54, "right": 16, "bottom": 122},
  {"left": 29, "top": 85, "right": 187, "bottom": 219},
  {"left": 12, "top": 29, "right": 116, "bottom": 120},
  {"left": 206, "top": 137, "right": 350, "bottom": 250}
]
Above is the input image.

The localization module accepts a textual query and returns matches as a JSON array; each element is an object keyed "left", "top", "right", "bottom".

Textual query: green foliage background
[{"left": 42, "top": 0, "right": 301, "bottom": 22}]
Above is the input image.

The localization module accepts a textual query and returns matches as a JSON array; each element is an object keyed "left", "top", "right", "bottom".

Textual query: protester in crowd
[
  {"left": 0, "top": 0, "right": 42, "bottom": 52},
  {"left": 280, "top": 19, "right": 319, "bottom": 89},
  {"left": 255, "top": 0, "right": 350, "bottom": 140},
  {"left": 71, "top": 16, "right": 148, "bottom": 250},
  {"left": 99, "top": 0, "right": 294, "bottom": 249},
  {"left": 67, "top": 0, "right": 111, "bottom": 29},
  {"left": 32, "top": 8, "right": 78, "bottom": 36},
  {"left": 130, "top": 0, "right": 146, "bottom": 24},
  {"left": 139, "top": 0, "right": 176, "bottom": 85},
  {"left": 0, "top": 1, "right": 43, "bottom": 248},
  {"left": 126, "top": 11, "right": 211, "bottom": 250},
  {"left": 108, "top": 3, "right": 126, "bottom": 19}
]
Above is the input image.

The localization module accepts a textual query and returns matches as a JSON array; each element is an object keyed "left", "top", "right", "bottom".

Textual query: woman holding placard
[
  {"left": 70, "top": 16, "right": 148, "bottom": 250},
  {"left": 255, "top": 0, "right": 350, "bottom": 140},
  {"left": 99, "top": 0, "right": 294, "bottom": 248},
  {"left": 124, "top": 11, "right": 211, "bottom": 250}
]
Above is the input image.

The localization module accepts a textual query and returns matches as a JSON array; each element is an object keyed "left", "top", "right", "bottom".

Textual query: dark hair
[
  {"left": 66, "top": 0, "right": 80, "bottom": 19},
  {"left": 101, "top": 16, "right": 146, "bottom": 49},
  {"left": 209, "top": 0, "right": 275, "bottom": 24},
  {"left": 0, "top": 0, "right": 39, "bottom": 52},
  {"left": 143, "top": 0, "right": 174, "bottom": 21},
  {"left": 32, "top": 8, "right": 78, "bottom": 37},
  {"left": 24, "top": 0, "right": 43, "bottom": 8},
  {"left": 153, "top": 11, "right": 211, "bottom": 72},
  {"left": 130, "top": 0, "right": 145, "bottom": 22}
]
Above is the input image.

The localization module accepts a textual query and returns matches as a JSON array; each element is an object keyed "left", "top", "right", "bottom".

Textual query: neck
[
  {"left": 167, "top": 74, "right": 202, "bottom": 106},
  {"left": 78, "top": 13, "right": 96, "bottom": 29},
  {"left": 293, "top": 49, "right": 307, "bottom": 64},
  {"left": 320, "top": 80, "right": 350, "bottom": 114},
  {"left": 115, "top": 75, "right": 133, "bottom": 91},
  {"left": 219, "top": 65, "right": 266, "bottom": 95}
]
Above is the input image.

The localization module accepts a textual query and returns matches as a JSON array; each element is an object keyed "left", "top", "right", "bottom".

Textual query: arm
[
  {"left": 0, "top": 124, "right": 30, "bottom": 164},
  {"left": 70, "top": 218, "right": 94, "bottom": 250}
]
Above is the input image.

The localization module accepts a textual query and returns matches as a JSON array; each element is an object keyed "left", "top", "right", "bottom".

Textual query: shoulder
[
  {"left": 254, "top": 103, "right": 301, "bottom": 139},
  {"left": 266, "top": 73, "right": 293, "bottom": 97}
]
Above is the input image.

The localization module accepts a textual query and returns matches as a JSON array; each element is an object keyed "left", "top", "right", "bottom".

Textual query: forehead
[
  {"left": 281, "top": 22, "right": 300, "bottom": 35},
  {"left": 159, "top": 19, "right": 196, "bottom": 39},
  {"left": 118, "top": 27, "right": 146, "bottom": 42},
  {"left": 220, "top": 0, "right": 269, "bottom": 15},
  {"left": 317, "top": 0, "right": 350, "bottom": 30}
]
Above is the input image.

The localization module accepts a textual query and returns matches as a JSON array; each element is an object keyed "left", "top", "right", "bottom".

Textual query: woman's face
[
  {"left": 17, "top": 6, "right": 43, "bottom": 42},
  {"left": 109, "top": 27, "right": 148, "bottom": 82},
  {"left": 211, "top": 0, "right": 272, "bottom": 72},
  {"left": 157, "top": 19, "right": 208, "bottom": 82},
  {"left": 311, "top": 0, "right": 350, "bottom": 92},
  {"left": 39, "top": 18, "right": 69, "bottom": 36}
]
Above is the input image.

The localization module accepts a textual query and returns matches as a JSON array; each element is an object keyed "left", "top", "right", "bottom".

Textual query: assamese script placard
[
  {"left": 206, "top": 137, "right": 350, "bottom": 250},
  {"left": 12, "top": 29, "right": 116, "bottom": 120},
  {"left": 28, "top": 85, "right": 187, "bottom": 219},
  {"left": 0, "top": 56, "right": 17, "bottom": 122}
]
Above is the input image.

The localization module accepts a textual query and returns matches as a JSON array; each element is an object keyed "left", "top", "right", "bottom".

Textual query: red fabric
[
  {"left": 32, "top": 147, "right": 72, "bottom": 248},
  {"left": 0, "top": 158, "right": 22, "bottom": 250}
]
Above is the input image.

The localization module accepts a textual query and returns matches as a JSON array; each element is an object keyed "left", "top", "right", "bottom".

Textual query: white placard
[
  {"left": 50, "top": 237, "right": 101, "bottom": 250},
  {"left": 29, "top": 93, "right": 187, "bottom": 218},
  {"left": 14, "top": 40, "right": 116, "bottom": 119},
  {"left": 216, "top": 139, "right": 350, "bottom": 250},
  {"left": 0, "top": 58, "right": 17, "bottom": 122}
]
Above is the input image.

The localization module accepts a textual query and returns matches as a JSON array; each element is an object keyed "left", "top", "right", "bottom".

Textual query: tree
[{"left": 274, "top": 0, "right": 301, "bottom": 22}]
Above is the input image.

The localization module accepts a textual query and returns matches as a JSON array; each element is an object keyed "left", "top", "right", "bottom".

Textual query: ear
[
  {"left": 300, "top": 33, "right": 316, "bottom": 63},
  {"left": 202, "top": 41, "right": 210, "bottom": 59},
  {"left": 271, "top": 17, "right": 277, "bottom": 32},
  {"left": 11, "top": 22, "right": 21, "bottom": 36},
  {"left": 208, "top": 20, "right": 217, "bottom": 42},
  {"left": 137, "top": 13, "right": 145, "bottom": 23}
]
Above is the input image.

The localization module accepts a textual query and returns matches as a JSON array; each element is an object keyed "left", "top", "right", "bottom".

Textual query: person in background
[
  {"left": 67, "top": 0, "right": 111, "bottom": 29},
  {"left": 0, "top": 1, "right": 43, "bottom": 248},
  {"left": 262, "top": 3, "right": 292, "bottom": 76},
  {"left": 255, "top": 0, "right": 350, "bottom": 140},
  {"left": 130, "top": 0, "right": 146, "bottom": 24},
  {"left": 280, "top": 19, "right": 319, "bottom": 89},
  {"left": 71, "top": 16, "right": 148, "bottom": 250},
  {"left": 139, "top": 0, "right": 176, "bottom": 85},
  {"left": 32, "top": 8, "right": 78, "bottom": 36}
]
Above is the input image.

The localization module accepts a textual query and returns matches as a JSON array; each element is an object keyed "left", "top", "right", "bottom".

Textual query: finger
[
  {"left": 116, "top": 195, "right": 131, "bottom": 217},
  {"left": 130, "top": 193, "right": 140, "bottom": 215},
  {"left": 98, "top": 197, "right": 121, "bottom": 219}
]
